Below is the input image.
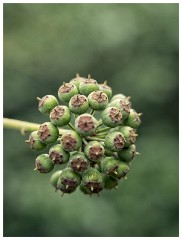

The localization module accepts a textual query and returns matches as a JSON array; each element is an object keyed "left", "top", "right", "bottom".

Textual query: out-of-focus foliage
[{"left": 3, "top": 3, "right": 178, "bottom": 237}]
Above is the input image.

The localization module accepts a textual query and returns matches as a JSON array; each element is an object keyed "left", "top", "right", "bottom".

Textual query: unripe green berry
[
  {"left": 115, "top": 161, "right": 130, "bottom": 179},
  {"left": 60, "top": 130, "right": 82, "bottom": 152},
  {"left": 75, "top": 114, "right": 97, "bottom": 136},
  {"left": 50, "top": 105, "right": 71, "bottom": 126},
  {"left": 82, "top": 168, "right": 104, "bottom": 194},
  {"left": 110, "top": 94, "right": 126, "bottom": 102},
  {"left": 35, "top": 154, "right": 54, "bottom": 173},
  {"left": 57, "top": 167, "right": 81, "bottom": 194},
  {"left": 99, "top": 81, "right": 112, "bottom": 99},
  {"left": 49, "top": 144, "right": 70, "bottom": 164},
  {"left": 50, "top": 170, "right": 62, "bottom": 190},
  {"left": 119, "top": 126, "right": 137, "bottom": 147},
  {"left": 28, "top": 131, "right": 46, "bottom": 150},
  {"left": 37, "top": 95, "right": 58, "bottom": 115},
  {"left": 69, "top": 94, "right": 89, "bottom": 114},
  {"left": 84, "top": 141, "right": 105, "bottom": 162},
  {"left": 38, "top": 122, "right": 59, "bottom": 144},
  {"left": 124, "top": 109, "right": 142, "bottom": 128},
  {"left": 104, "top": 131, "right": 126, "bottom": 152},
  {"left": 103, "top": 175, "right": 118, "bottom": 190},
  {"left": 101, "top": 157, "right": 119, "bottom": 177},
  {"left": 69, "top": 73, "right": 85, "bottom": 88},
  {"left": 101, "top": 107, "right": 123, "bottom": 128},
  {"left": 88, "top": 90, "right": 108, "bottom": 110},
  {"left": 79, "top": 76, "right": 99, "bottom": 96},
  {"left": 118, "top": 144, "right": 138, "bottom": 162},
  {"left": 58, "top": 83, "right": 78, "bottom": 103},
  {"left": 68, "top": 151, "right": 89, "bottom": 173},
  {"left": 109, "top": 97, "right": 131, "bottom": 120}
]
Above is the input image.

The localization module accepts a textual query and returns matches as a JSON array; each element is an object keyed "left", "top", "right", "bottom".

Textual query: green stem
[
  {"left": 86, "top": 137, "right": 105, "bottom": 142},
  {"left": 68, "top": 122, "right": 76, "bottom": 131},
  {"left": 90, "top": 109, "right": 95, "bottom": 115},
  {"left": 3, "top": 118, "right": 66, "bottom": 135},
  {"left": 3, "top": 118, "right": 40, "bottom": 134},
  {"left": 96, "top": 127, "right": 110, "bottom": 134}
]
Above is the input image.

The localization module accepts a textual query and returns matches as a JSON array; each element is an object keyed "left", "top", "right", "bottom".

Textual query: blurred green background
[{"left": 3, "top": 3, "right": 179, "bottom": 237}]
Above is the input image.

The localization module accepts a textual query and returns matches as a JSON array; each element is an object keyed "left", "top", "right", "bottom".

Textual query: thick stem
[
  {"left": 86, "top": 137, "right": 105, "bottom": 142},
  {"left": 3, "top": 118, "right": 40, "bottom": 134},
  {"left": 3, "top": 118, "right": 66, "bottom": 135}
]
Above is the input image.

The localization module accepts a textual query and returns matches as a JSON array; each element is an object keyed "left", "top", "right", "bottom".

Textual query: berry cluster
[{"left": 27, "top": 74, "right": 142, "bottom": 196}]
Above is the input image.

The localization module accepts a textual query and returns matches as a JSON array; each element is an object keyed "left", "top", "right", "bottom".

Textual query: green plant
[{"left": 3, "top": 74, "right": 142, "bottom": 196}]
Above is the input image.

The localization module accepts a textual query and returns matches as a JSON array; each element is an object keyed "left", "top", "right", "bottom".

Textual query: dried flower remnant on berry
[{"left": 75, "top": 114, "right": 97, "bottom": 136}]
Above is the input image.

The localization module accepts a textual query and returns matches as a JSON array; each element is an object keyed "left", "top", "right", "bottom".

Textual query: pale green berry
[
  {"left": 68, "top": 151, "right": 89, "bottom": 173},
  {"left": 58, "top": 83, "right": 78, "bottom": 103},
  {"left": 38, "top": 122, "right": 59, "bottom": 144},
  {"left": 88, "top": 90, "right": 108, "bottom": 110},
  {"left": 60, "top": 130, "right": 82, "bottom": 152},
  {"left": 110, "top": 94, "right": 126, "bottom": 102},
  {"left": 109, "top": 97, "right": 131, "bottom": 120},
  {"left": 79, "top": 75, "right": 99, "bottom": 96},
  {"left": 124, "top": 109, "right": 142, "bottom": 128},
  {"left": 104, "top": 131, "right": 126, "bottom": 152},
  {"left": 69, "top": 94, "right": 89, "bottom": 114},
  {"left": 37, "top": 95, "right": 58, "bottom": 115},
  {"left": 84, "top": 141, "right": 105, "bottom": 162},
  {"left": 50, "top": 105, "right": 71, "bottom": 126},
  {"left": 82, "top": 168, "right": 104, "bottom": 194},
  {"left": 75, "top": 114, "right": 97, "bottom": 136},
  {"left": 118, "top": 144, "right": 138, "bottom": 162},
  {"left": 35, "top": 154, "right": 54, "bottom": 173},
  {"left": 28, "top": 131, "right": 46, "bottom": 150},
  {"left": 57, "top": 167, "right": 81, "bottom": 194},
  {"left": 119, "top": 126, "right": 137, "bottom": 147},
  {"left": 69, "top": 73, "right": 85, "bottom": 88},
  {"left": 50, "top": 170, "right": 63, "bottom": 190},
  {"left": 101, "top": 107, "right": 123, "bottom": 127},
  {"left": 99, "top": 81, "right": 112, "bottom": 99},
  {"left": 49, "top": 144, "right": 70, "bottom": 164}
]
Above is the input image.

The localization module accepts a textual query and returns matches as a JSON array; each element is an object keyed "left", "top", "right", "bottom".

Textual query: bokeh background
[{"left": 3, "top": 3, "right": 179, "bottom": 237}]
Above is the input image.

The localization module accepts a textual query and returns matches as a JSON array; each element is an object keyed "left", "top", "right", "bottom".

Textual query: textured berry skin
[
  {"left": 28, "top": 131, "right": 46, "bottom": 150},
  {"left": 50, "top": 170, "right": 63, "bottom": 190},
  {"left": 84, "top": 141, "right": 105, "bottom": 162},
  {"left": 57, "top": 167, "right": 81, "bottom": 193},
  {"left": 60, "top": 130, "right": 82, "bottom": 152},
  {"left": 69, "top": 94, "right": 89, "bottom": 114},
  {"left": 119, "top": 126, "right": 137, "bottom": 147},
  {"left": 99, "top": 83, "right": 112, "bottom": 99},
  {"left": 49, "top": 144, "right": 70, "bottom": 164},
  {"left": 109, "top": 98, "right": 131, "bottom": 120},
  {"left": 82, "top": 168, "right": 104, "bottom": 194},
  {"left": 88, "top": 90, "right": 108, "bottom": 110},
  {"left": 75, "top": 114, "right": 97, "bottom": 136},
  {"left": 118, "top": 144, "right": 137, "bottom": 162},
  {"left": 101, "top": 107, "right": 123, "bottom": 128},
  {"left": 103, "top": 175, "right": 118, "bottom": 189},
  {"left": 69, "top": 74, "right": 85, "bottom": 88},
  {"left": 115, "top": 161, "right": 130, "bottom": 179},
  {"left": 104, "top": 131, "right": 126, "bottom": 152},
  {"left": 38, "top": 122, "right": 59, "bottom": 144},
  {"left": 79, "top": 78, "right": 99, "bottom": 96},
  {"left": 110, "top": 94, "right": 126, "bottom": 102},
  {"left": 58, "top": 83, "right": 78, "bottom": 103},
  {"left": 38, "top": 95, "right": 58, "bottom": 115},
  {"left": 125, "top": 109, "right": 142, "bottom": 128},
  {"left": 68, "top": 151, "right": 89, "bottom": 173},
  {"left": 50, "top": 105, "right": 71, "bottom": 127},
  {"left": 101, "top": 157, "right": 119, "bottom": 177},
  {"left": 79, "top": 184, "right": 91, "bottom": 194},
  {"left": 35, "top": 154, "right": 54, "bottom": 173}
]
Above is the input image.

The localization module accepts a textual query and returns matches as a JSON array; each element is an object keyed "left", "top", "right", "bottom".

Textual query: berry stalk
[{"left": 3, "top": 118, "right": 66, "bottom": 135}]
